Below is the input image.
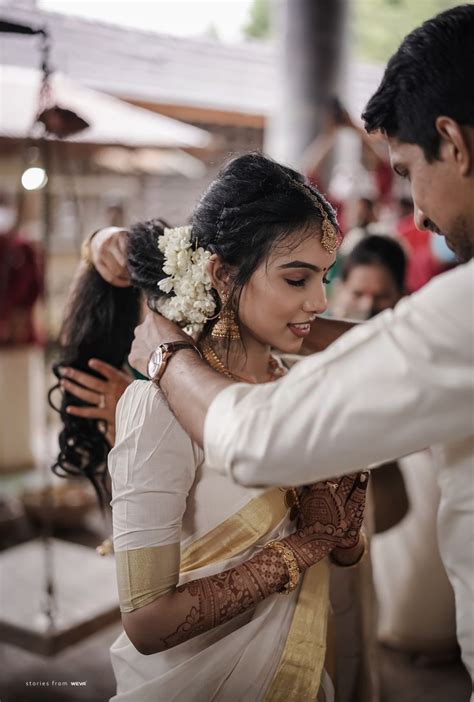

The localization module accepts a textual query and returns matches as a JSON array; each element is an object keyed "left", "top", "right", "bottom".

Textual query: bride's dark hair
[
  {"left": 50, "top": 152, "right": 338, "bottom": 504},
  {"left": 49, "top": 219, "right": 169, "bottom": 506}
]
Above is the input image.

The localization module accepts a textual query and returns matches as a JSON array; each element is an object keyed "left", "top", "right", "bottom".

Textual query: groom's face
[{"left": 388, "top": 135, "right": 473, "bottom": 263}]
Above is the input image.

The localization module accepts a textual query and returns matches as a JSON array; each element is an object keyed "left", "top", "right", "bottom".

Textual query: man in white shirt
[{"left": 129, "top": 6, "right": 474, "bottom": 683}]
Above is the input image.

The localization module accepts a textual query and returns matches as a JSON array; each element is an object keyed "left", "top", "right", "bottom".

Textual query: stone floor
[{"left": 0, "top": 623, "right": 470, "bottom": 702}]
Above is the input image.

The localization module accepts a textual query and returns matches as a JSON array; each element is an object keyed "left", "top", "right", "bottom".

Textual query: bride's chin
[{"left": 275, "top": 336, "right": 304, "bottom": 354}]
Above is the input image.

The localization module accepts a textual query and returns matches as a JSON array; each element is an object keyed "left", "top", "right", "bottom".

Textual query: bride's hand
[{"left": 285, "top": 473, "right": 369, "bottom": 570}]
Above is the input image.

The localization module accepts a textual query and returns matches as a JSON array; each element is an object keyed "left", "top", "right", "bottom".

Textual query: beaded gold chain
[{"left": 200, "top": 340, "right": 285, "bottom": 384}]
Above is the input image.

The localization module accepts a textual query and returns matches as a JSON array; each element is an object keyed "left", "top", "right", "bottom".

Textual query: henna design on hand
[{"left": 287, "top": 472, "right": 370, "bottom": 569}]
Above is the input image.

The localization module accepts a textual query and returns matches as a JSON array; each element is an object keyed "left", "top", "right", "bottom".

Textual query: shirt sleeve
[
  {"left": 109, "top": 381, "right": 198, "bottom": 611},
  {"left": 204, "top": 262, "right": 474, "bottom": 487}
]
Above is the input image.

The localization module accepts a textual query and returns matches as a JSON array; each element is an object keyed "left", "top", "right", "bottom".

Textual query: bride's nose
[{"left": 302, "top": 289, "right": 327, "bottom": 315}]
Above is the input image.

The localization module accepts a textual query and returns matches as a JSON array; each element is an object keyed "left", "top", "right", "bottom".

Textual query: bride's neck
[{"left": 206, "top": 333, "right": 271, "bottom": 383}]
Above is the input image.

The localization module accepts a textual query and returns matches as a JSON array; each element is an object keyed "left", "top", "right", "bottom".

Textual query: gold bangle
[
  {"left": 265, "top": 540, "right": 300, "bottom": 594},
  {"left": 329, "top": 532, "right": 368, "bottom": 569}
]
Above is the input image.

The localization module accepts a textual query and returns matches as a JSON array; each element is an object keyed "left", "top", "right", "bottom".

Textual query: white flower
[
  {"left": 155, "top": 225, "right": 216, "bottom": 333},
  {"left": 158, "top": 277, "right": 174, "bottom": 294}
]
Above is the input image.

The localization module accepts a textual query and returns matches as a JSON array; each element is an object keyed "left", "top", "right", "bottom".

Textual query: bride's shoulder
[
  {"left": 111, "top": 380, "right": 199, "bottom": 493},
  {"left": 116, "top": 380, "right": 186, "bottom": 439},
  {"left": 118, "top": 378, "right": 166, "bottom": 407}
]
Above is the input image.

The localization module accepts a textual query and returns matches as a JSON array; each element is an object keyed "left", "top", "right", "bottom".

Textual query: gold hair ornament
[{"left": 291, "top": 181, "right": 339, "bottom": 255}]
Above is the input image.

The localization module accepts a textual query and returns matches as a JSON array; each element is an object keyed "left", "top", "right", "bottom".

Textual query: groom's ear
[{"left": 207, "top": 254, "right": 232, "bottom": 292}]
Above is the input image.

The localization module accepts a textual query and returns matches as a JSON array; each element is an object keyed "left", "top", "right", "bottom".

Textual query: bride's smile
[{"left": 235, "top": 230, "right": 336, "bottom": 356}]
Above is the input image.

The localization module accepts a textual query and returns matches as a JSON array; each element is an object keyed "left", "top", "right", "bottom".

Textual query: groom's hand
[{"left": 129, "top": 313, "right": 191, "bottom": 376}]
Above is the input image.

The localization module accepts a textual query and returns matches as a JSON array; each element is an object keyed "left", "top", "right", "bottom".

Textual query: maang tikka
[{"left": 291, "top": 180, "right": 339, "bottom": 255}]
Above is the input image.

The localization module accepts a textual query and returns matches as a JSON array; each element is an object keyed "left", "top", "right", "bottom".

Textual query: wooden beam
[{"left": 126, "top": 100, "right": 266, "bottom": 129}]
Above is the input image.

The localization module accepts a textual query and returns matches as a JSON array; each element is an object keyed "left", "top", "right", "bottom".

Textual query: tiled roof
[
  {"left": 0, "top": 64, "right": 211, "bottom": 147},
  {"left": 0, "top": 3, "right": 384, "bottom": 118}
]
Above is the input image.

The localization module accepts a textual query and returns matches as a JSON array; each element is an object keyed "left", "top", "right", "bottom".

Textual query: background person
[{"left": 330, "top": 234, "right": 406, "bottom": 320}]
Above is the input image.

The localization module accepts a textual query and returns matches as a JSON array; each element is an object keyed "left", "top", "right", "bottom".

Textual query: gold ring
[{"left": 98, "top": 394, "right": 106, "bottom": 409}]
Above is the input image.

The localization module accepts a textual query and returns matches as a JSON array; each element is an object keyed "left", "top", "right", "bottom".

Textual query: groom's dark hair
[{"left": 362, "top": 4, "right": 474, "bottom": 161}]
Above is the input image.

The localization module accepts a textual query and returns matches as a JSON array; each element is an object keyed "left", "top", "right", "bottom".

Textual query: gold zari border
[
  {"left": 116, "top": 486, "right": 330, "bottom": 700},
  {"left": 116, "top": 543, "right": 179, "bottom": 613},
  {"left": 180, "top": 488, "right": 287, "bottom": 572},
  {"left": 263, "top": 560, "right": 330, "bottom": 702}
]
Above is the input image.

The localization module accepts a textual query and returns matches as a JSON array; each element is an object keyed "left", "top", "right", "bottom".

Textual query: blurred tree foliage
[
  {"left": 243, "top": 0, "right": 271, "bottom": 38},
  {"left": 354, "top": 0, "right": 463, "bottom": 62},
  {"left": 242, "top": 0, "right": 465, "bottom": 63}
]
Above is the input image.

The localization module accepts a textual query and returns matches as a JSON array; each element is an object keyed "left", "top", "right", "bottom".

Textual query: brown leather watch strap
[{"left": 151, "top": 341, "right": 202, "bottom": 385}]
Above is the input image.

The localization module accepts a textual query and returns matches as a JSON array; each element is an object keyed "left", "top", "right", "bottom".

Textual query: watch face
[{"left": 147, "top": 347, "right": 163, "bottom": 380}]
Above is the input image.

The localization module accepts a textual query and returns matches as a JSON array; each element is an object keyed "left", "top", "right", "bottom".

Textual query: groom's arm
[
  {"left": 128, "top": 314, "right": 356, "bottom": 445},
  {"left": 201, "top": 265, "right": 472, "bottom": 486},
  {"left": 129, "top": 264, "right": 472, "bottom": 487}
]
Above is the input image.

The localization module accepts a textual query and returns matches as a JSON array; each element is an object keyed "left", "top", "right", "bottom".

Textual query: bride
[{"left": 55, "top": 153, "right": 368, "bottom": 701}]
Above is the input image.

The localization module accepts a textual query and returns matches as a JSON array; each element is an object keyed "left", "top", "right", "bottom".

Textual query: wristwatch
[{"left": 147, "top": 341, "right": 201, "bottom": 385}]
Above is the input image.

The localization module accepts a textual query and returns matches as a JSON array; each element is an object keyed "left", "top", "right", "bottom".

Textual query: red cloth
[
  {"left": 374, "top": 160, "right": 394, "bottom": 204},
  {"left": 396, "top": 215, "right": 442, "bottom": 293},
  {"left": 0, "top": 233, "right": 43, "bottom": 345}
]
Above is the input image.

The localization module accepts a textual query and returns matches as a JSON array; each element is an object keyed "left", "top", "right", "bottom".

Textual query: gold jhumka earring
[{"left": 211, "top": 292, "right": 240, "bottom": 340}]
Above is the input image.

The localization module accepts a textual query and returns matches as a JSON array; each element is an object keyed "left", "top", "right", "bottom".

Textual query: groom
[{"left": 129, "top": 6, "right": 474, "bottom": 680}]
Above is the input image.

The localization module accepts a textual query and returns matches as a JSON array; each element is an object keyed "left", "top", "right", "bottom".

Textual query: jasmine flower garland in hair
[{"left": 155, "top": 226, "right": 216, "bottom": 334}]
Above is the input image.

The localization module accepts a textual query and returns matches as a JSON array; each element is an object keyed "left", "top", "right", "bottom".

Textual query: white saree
[{"left": 108, "top": 380, "right": 335, "bottom": 702}]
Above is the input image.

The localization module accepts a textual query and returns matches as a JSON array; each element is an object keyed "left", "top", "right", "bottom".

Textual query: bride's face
[{"left": 238, "top": 228, "right": 336, "bottom": 354}]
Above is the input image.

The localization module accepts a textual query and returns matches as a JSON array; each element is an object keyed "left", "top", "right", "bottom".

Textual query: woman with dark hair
[
  {"left": 54, "top": 153, "right": 368, "bottom": 701},
  {"left": 331, "top": 234, "right": 406, "bottom": 320}
]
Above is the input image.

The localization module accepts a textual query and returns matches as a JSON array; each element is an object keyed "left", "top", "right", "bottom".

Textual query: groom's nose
[{"left": 414, "top": 204, "right": 430, "bottom": 231}]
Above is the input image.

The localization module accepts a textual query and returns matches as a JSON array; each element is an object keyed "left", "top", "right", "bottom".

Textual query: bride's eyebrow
[{"left": 278, "top": 261, "right": 320, "bottom": 272}]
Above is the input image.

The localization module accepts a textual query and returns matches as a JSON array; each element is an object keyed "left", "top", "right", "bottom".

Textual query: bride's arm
[
  {"left": 121, "top": 475, "right": 368, "bottom": 656},
  {"left": 121, "top": 530, "right": 312, "bottom": 655},
  {"left": 127, "top": 314, "right": 358, "bottom": 447}
]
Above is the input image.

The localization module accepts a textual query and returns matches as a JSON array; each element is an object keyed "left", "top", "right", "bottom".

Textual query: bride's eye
[
  {"left": 322, "top": 275, "right": 330, "bottom": 284},
  {"left": 285, "top": 278, "right": 306, "bottom": 287}
]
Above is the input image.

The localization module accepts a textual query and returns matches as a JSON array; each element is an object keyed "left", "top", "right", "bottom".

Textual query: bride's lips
[{"left": 287, "top": 322, "right": 311, "bottom": 338}]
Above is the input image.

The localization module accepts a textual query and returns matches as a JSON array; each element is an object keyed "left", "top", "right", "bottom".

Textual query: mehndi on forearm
[
  {"left": 125, "top": 534, "right": 333, "bottom": 655},
  {"left": 128, "top": 545, "right": 288, "bottom": 654},
  {"left": 123, "top": 479, "right": 369, "bottom": 655}
]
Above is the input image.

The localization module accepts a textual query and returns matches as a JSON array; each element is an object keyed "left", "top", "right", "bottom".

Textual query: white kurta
[
  {"left": 372, "top": 449, "right": 457, "bottom": 651},
  {"left": 203, "top": 261, "right": 474, "bottom": 682}
]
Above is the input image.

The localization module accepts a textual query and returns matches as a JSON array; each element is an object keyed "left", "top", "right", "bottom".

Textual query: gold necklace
[
  {"left": 200, "top": 339, "right": 299, "bottom": 519},
  {"left": 200, "top": 340, "right": 284, "bottom": 384},
  {"left": 200, "top": 341, "right": 244, "bottom": 381}
]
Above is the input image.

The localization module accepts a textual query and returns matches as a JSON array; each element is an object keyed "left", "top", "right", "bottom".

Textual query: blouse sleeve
[{"left": 109, "top": 381, "right": 197, "bottom": 612}]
